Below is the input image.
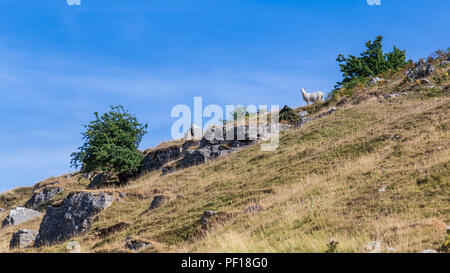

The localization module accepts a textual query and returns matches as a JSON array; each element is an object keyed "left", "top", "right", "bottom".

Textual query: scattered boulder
[
  {"left": 378, "top": 186, "right": 386, "bottom": 193},
  {"left": 365, "top": 241, "right": 382, "bottom": 253},
  {"left": 407, "top": 59, "right": 435, "bottom": 80},
  {"left": 149, "top": 195, "right": 167, "bottom": 210},
  {"left": 298, "top": 111, "right": 308, "bottom": 118},
  {"left": 25, "top": 187, "right": 63, "bottom": 209},
  {"left": 0, "top": 208, "right": 4, "bottom": 214},
  {"left": 326, "top": 238, "right": 339, "bottom": 253},
  {"left": 1, "top": 207, "right": 41, "bottom": 228},
  {"left": 386, "top": 247, "right": 398, "bottom": 252},
  {"left": 369, "top": 77, "right": 384, "bottom": 84},
  {"left": 177, "top": 194, "right": 186, "bottom": 199},
  {"left": 324, "top": 107, "right": 337, "bottom": 115},
  {"left": 200, "top": 210, "right": 218, "bottom": 228},
  {"left": 9, "top": 230, "right": 38, "bottom": 249},
  {"left": 244, "top": 205, "right": 262, "bottom": 213},
  {"left": 97, "top": 222, "right": 131, "bottom": 239},
  {"left": 34, "top": 192, "right": 114, "bottom": 246},
  {"left": 124, "top": 239, "right": 151, "bottom": 252},
  {"left": 66, "top": 241, "right": 81, "bottom": 253},
  {"left": 295, "top": 116, "right": 315, "bottom": 129},
  {"left": 440, "top": 61, "right": 450, "bottom": 67},
  {"left": 384, "top": 91, "right": 411, "bottom": 99},
  {"left": 421, "top": 249, "right": 438, "bottom": 253}
]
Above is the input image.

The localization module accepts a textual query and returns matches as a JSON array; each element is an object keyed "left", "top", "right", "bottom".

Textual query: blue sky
[{"left": 0, "top": 0, "right": 449, "bottom": 192}]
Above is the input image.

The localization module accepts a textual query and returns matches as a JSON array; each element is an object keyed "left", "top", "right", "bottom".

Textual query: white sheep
[{"left": 300, "top": 88, "right": 324, "bottom": 105}]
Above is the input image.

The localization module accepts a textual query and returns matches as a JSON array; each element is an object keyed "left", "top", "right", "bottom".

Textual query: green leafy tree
[
  {"left": 229, "top": 105, "right": 250, "bottom": 120},
  {"left": 71, "top": 105, "right": 148, "bottom": 183},
  {"left": 335, "top": 35, "right": 407, "bottom": 89}
]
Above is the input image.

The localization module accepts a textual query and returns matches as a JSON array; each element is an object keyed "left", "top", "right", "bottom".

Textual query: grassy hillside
[{"left": 0, "top": 59, "right": 449, "bottom": 253}]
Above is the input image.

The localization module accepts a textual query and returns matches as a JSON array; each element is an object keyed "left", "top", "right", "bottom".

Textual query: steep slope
[{"left": 0, "top": 59, "right": 449, "bottom": 253}]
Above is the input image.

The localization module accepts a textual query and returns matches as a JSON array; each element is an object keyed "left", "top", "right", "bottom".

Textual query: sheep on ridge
[{"left": 300, "top": 88, "right": 324, "bottom": 105}]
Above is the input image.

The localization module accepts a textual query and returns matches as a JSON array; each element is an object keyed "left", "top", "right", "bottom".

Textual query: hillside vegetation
[{"left": 0, "top": 53, "right": 449, "bottom": 253}]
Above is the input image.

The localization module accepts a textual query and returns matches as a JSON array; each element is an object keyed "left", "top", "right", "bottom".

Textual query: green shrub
[
  {"left": 335, "top": 35, "right": 407, "bottom": 90},
  {"left": 279, "top": 105, "right": 299, "bottom": 124}
]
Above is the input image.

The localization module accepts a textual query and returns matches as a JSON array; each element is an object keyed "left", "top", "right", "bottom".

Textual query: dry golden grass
[{"left": 0, "top": 67, "right": 449, "bottom": 253}]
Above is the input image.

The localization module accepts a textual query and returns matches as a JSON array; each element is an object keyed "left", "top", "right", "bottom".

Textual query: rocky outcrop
[
  {"left": 25, "top": 187, "right": 63, "bottom": 209},
  {"left": 151, "top": 141, "right": 203, "bottom": 175},
  {"left": 164, "top": 124, "right": 290, "bottom": 174},
  {"left": 141, "top": 146, "right": 183, "bottom": 174},
  {"left": 10, "top": 230, "right": 38, "bottom": 249},
  {"left": 140, "top": 140, "right": 199, "bottom": 175},
  {"left": 34, "top": 192, "right": 113, "bottom": 246},
  {"left": 407, "top": 59, "right": 435, "bottom": 80},
  {"left": 1, "top": 207, "right": 41, "bottom": 228}
]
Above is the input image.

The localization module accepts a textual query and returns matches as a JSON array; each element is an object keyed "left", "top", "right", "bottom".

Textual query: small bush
[{"left": 279, "top": 105, "right": 299, "bottom": 124}]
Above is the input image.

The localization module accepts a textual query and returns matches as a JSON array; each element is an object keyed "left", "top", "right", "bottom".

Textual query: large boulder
[
  {"left": 25, "top": 187, "right": 63, "bottom": 209},
  {"left": 1, "top": 207, "right": 41, "bottom": 228},
  {"left": 407, "top": 59, "right": 435, "bottom": 80},
  {"left": 34, "top": 192, "right": 113, "bottom": 246},
  {"left": 10, "top": 230, "right": 38, "bottom": 249}
]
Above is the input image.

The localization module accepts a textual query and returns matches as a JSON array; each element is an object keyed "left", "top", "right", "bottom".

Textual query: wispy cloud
[{"left": 0, "top": 43, "right": 330, "bottom": 192}]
